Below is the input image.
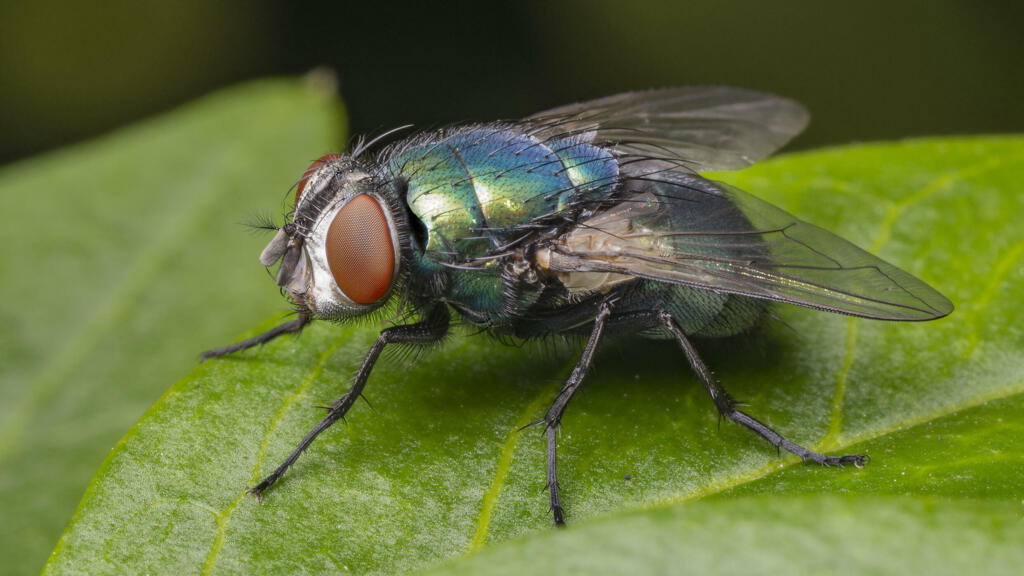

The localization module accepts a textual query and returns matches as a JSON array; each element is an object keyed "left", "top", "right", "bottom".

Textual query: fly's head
[{"left": 260, "top": 154, "right": 406, "bottom": 321}]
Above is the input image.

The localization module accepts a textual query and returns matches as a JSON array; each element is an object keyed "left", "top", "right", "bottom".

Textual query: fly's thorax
[
  {"left": 263, "top": 156, "right": 403, "bottom": 320},
  {"left": 390, "top": 124, "right": 619, "bottom": 262}
]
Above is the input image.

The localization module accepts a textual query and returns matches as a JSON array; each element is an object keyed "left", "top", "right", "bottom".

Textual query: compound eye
[
  {"left": 296, "top": 154, "right": 342, "bottom": 204},
  {"left": 325, "top": 194, "right": 396, "bottom": 304}
]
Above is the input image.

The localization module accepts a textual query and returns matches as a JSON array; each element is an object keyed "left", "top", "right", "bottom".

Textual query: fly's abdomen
[{"left": 387, "top": 125, "right": 619, "bottom": 261}]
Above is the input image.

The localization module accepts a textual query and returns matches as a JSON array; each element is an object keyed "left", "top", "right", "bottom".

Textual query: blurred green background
[{"left": 2, "top": 0, "right": 1022, "bottom": 165}]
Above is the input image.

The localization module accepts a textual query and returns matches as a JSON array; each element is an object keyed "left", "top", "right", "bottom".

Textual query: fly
[{"left": 202, "top": 87, "right": 953, "bottom": 525}]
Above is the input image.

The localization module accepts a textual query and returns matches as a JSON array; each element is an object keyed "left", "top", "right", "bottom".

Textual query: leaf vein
[
  {"left": 200, "top": 337, "right": 346, "bottom": 575},
  {"left": 648, "top": 377, "right": 1024, "bottom": 511},
  {"left": 869, "top": 153, "right": 1022, "bottom": 253},
  {"left": 466, "top": 378, "right": 560, "bottom": 553},
  {"left": 820, "top": 154, "right": 1020, "bottom": 449},
  {"left": 965, "top": 240, "right": 1024, "bottom": 354}
]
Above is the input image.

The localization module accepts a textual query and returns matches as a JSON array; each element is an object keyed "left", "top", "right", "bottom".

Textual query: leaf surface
[
  {"left": 0, "top": 78, "right": 343, "bottom": 575},
  {"left": 42, "top": 135, "right": 1024, "bottom": 575}
]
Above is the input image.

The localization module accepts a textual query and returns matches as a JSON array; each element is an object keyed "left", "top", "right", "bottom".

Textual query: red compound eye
[
  {"left": 295, "top": 154, "right": 342, "bottom": 204},
  {"left": 325, "top": 194, "right": 396, "bottom": 304}
]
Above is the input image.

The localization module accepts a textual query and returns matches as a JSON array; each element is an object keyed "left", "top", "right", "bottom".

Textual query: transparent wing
[
  {"left": 524, "top": 87, "right": 809, "bottom": 172},
  {"left": 543, "top": 172, "right": 953, "bottom": 321}
]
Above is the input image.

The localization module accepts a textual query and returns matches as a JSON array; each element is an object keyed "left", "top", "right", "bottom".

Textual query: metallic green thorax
[
  {"left": 388, "top": 125, "right": 618, "bottom": 259},
  {"left": 382, "top": 125, "right": 619, "bottom": 318}
]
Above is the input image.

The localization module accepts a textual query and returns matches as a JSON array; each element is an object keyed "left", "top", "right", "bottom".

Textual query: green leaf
[
  {"left": 422, "top": 396, "right": 1024, "bottom": 576},
  {"left": 0, "top": 78, "right": 344, "bottom": 575},
  {"left": 426, "top": 495, "right": 1024, "bottom": 576},
  {"left": 43, "top": 135, "right": 1024, "bottom": 575}
]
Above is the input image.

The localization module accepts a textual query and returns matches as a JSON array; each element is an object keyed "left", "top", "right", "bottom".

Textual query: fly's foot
[
  {"left": 199, "top": 346, "right": 234, "bottom": 363},
  {"left": 551, "top": 504, "right": 566, "bottom": 527},
  {"left": 810, "top": 452, "right": 870, "bottom": 468},
  {"left": 827, "top": 453, "right": 868, "bottom": 467},
  {"left": 246, "top": 485, "right": 266, "bottom": 503},
  {"left": 247, "top": 474, "right": 280, "bottom": 502}
]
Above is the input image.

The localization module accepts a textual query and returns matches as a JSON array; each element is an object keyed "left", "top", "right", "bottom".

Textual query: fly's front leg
[
  {"left": 544, "top": 300, "right": 614, "bottom": 526},
  {"left": 248, "top": 307, "right": 450, "bottom": 500},
  {"left": 657, "top": 310, "right": 868, "bottom": 468},
  {"left": 200, "top": 312, "right": 312, "bottom": 362}
]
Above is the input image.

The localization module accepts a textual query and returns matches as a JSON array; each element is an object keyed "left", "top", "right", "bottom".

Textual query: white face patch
[
  {"left": 295, "top": 170, "right": 400, "bottom": 319},
  {"left": 304, "top": 196, "right": 351, "bottom": 316}
]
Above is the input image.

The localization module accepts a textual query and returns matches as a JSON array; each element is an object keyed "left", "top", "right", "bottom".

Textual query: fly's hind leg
[
  {"left": 200, "top": 311, "right": 312, "bottom": 362},
  {"left": 656, "top": 310, "right": 868, "bottom": 467}
]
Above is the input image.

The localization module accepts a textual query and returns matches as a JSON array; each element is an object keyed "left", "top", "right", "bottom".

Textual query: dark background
[{"left": 1, "top": 0, "right": 1022, "bottom": 165}]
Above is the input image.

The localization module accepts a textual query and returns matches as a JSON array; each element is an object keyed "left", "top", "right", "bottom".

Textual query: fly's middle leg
[{"left": 542, "top": 299, "right": 615, "bottom": 526}]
